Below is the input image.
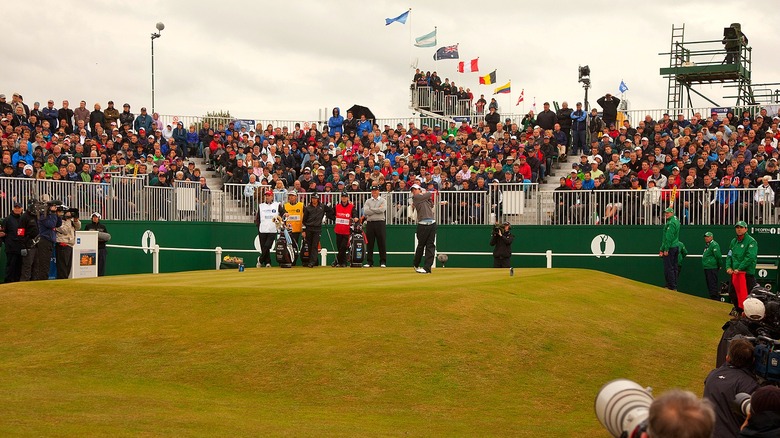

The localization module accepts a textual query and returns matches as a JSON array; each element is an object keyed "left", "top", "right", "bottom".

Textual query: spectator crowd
[{"left": 2, "top": 88, "right": 779, "bottom": 225}]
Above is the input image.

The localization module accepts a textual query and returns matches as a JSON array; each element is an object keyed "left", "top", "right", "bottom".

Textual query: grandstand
[{"left": 1, "top": 94, "right": 778, "bottom": 227}]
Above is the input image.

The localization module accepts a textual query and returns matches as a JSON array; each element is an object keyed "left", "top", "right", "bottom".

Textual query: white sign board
[{"left": 72, "top": 231, "right": 99, "bottom": 278}]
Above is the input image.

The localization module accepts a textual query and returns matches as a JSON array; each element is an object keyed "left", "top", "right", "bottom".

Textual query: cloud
[{"left": 3, "top": 0, "right": 778, "bottom": 124}]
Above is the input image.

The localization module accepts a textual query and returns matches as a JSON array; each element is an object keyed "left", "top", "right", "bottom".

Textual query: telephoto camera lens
[
  {"left": 734, "top": 392, "right": 751, "bottom": 417},
  {"left": 595, "top": 379, "right": 654, "bottom": 438}
]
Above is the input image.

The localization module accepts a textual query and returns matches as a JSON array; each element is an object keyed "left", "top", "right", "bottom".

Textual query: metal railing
[
  {"left": 2, "top": 177, "right": 774, "bottom": 226},
  {"left": 410, "top": 86, "right": 477, "bottom": 119},
  {"left": 539, "top": 187, "right": 777, "bottom": 226},
  {"left": 152, "top": 101, "right": 769, "bottom": 144}
]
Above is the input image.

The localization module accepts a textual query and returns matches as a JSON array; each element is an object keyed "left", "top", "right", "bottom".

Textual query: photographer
[
  {"left": 717, "top": 298, "right": 765, "bottom": 368},
  {"left": 722, "top": 23, "right": 748, "bottom": 65},
  {"left": 739, "top": 385, "right": 780, "bottom": 437},
  {"left": 19, "top": 202, "right": 39, "bottom": 282},
  {"left": 703, "top": 338, "right": 759, "bottom": 438},
  {"left": 1, "top": 202, "right": 25, "bottom": 282},
  {"left": 55, "top": 206, "right": 80, "bottom": 279},
  {"left": 34, "top": 202, "right": 62, "bottom": 281},
  {"left": 489, "top": 221, "right": 514, "bottom": 268},
  {"left": 645, "top": 390, "right": 715, "bottom": 438}
]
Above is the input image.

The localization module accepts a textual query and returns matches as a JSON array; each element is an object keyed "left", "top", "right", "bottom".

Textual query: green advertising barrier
[{"left": 3, "top": 221, "right": 778, "bottom": 299}]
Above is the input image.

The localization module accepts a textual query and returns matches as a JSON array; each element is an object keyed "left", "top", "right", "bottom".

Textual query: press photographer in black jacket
[{"left": 489, "top": 221, "right": 514, "bottom": 268}]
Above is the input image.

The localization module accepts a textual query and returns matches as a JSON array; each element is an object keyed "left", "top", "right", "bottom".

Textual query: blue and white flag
[
  {"left": 618, "top": 80, "right": 629, "bottom": 93},
  {"left": 385, "top": 10, "right": 410, "bottom": 26},
  {"left": 414, "top": 28, "right": 437, "bottom": 48}
]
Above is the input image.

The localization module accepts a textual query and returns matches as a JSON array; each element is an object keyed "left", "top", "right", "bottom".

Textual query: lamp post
[{"left": 150, "top": 22, "right": 165, "bottom": 114}]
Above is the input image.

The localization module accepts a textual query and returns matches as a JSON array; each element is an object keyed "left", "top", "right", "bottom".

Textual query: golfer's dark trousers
[
  {"left": 365, "top": 220, "right": 386, "bottom": 266},
  {"left": 413, "top": 223, "right": 437, "bottom": 273},
  {"left": 304, "top": 229, "right": 321, "bottom": 266}
]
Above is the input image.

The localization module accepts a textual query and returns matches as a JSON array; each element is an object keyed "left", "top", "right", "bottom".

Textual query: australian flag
[{"left": 433, "top": 44, "right": 459, "bottom": 60}]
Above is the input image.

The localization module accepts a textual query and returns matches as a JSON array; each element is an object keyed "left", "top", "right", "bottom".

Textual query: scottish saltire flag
[
  {"left": 385, "top": 10, "right": 410, "bottom": 26},
  {"left": 457, "top": 58, "right": 479, "bottom": 73},
  {"left": 516, "top": 89, "right": 525, "bottom": 106},
  {"left": 433, "top": 44, "right": 459, "bottom": 60},
  {"left": 618, "top": 80, "right": 629, "bottom": 93},
  {"left": 494, "top": 81, "right": 511, "bottom": 94},
  {"left": 414, "top": 28, "right": 436, "bottom": 48}
]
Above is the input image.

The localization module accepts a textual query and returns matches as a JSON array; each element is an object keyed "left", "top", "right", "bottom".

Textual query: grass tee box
[{"left": 0, "top": 268, "right": 726, "bottom": 436}]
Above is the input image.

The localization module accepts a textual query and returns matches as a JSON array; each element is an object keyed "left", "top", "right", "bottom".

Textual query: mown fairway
[{"left": 0, "top": 268, "right": 728, "bottom": 437}]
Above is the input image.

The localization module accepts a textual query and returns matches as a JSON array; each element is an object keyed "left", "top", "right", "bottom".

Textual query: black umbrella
[{"left": 346, "top": 105, "right": 376, "bottom": 122}]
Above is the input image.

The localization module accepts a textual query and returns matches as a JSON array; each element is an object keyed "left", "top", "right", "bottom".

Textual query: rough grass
[{"left": 0, "top": 268, "right": 728, "bottom": 437}]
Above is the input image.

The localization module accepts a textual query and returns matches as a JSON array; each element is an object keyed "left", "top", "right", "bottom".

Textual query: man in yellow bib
[{"left": 281, "top": 190, "right": 304, "bottom": 265}]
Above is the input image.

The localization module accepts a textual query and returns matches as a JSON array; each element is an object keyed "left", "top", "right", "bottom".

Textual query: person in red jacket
[
  {"left": 328, "top": 190, "right": 358, "bottom": 267},
  {"left": 515, "top": 155, "right": 532, "bottom": 182}
]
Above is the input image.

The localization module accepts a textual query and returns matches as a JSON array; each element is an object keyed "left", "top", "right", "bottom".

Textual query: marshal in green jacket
[
  {"left": 725, "top": 233, "right": 758, "bottom": 275},
  {"left": 702, "top": 240, "right": 722, "bottom": 270}
]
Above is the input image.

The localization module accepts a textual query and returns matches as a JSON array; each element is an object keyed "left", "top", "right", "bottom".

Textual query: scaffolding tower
[{"left": 659, "top": 23, "right": 755, "bottom": 112}]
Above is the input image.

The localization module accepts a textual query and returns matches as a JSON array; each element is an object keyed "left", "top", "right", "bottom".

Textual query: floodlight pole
[{"left": 151, "top": 22, "right": 165, "bottom": 113}]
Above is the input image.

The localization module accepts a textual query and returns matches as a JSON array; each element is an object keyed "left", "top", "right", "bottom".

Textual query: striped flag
[
  {"left": 457, "top": 58, "right": 479, "bottom": 73},
  {"left": 479, "top": 70, "right": 496, "bottom": 85},
  {"left": 516, "top": 89, "right": 524, "bottom": 106},
  {"left": 414, "top": 28, "right": 436, "bottom": 48},
  {"left": 494, "top": 81, "right": 511, "bottom": 95}
]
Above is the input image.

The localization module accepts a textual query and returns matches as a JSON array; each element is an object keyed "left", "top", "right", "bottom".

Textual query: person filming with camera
[
  {"left": 34, "top": 201, "right": 62, "bottom": 281},
  {"left": 489, "top": 221, "right": 514, "bottom": 268},
  {"left": 55, "top": 206, "right": 81, "bottom": 279}
]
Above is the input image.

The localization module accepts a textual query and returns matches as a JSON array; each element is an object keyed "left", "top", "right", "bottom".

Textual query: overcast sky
[{"left": 5, "top": 1, "right": 778, "bottom": 123}]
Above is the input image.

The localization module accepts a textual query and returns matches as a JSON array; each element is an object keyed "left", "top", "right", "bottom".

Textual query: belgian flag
[{"left": 479, "top": 70, "right": 496, "bottom": 85}]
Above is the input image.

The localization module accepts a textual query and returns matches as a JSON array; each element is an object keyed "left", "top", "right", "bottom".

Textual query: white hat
[
  {"left": 91, "top": 212, "right": 101, "bottom": 219},
  {"left": 743, "top": 297, "right": 765, "bottom": 321},
  {"left": 411, "top": 184, "right": 422, "bottom": 190}
]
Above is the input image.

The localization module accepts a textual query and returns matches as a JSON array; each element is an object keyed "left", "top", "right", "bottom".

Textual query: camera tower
[{"left": 659, "top": 23, "right": 756, "bottom": 113}]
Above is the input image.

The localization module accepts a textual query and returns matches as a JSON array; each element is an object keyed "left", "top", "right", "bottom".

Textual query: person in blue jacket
[
  {"left": 570, "top": 102, "right": 588, "bottom": 156},
  {"left": 133, "top": 107, "right": 154, "bottom": 133},
  {"left": 356, "top": 114, "right": 372, "bottom": 139},
  {"left": 328, "top": 108, "right": 343, "bottom": 136},
  {"left": 34, "top": 202, "right": 62, "bottom": 280}
]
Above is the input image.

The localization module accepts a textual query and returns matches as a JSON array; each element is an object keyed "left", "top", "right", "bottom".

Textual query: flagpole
[
  {"left": 407, "top": 8, "right": 412, "bottom": 72},
  {"left": 508, "top": 79, "right": 512, "bottom": 120}
]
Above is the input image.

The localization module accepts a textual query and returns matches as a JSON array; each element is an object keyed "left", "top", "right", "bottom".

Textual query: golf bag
[
  {"left": 275, "top": 221, "right": 298, "bottom": 268},
  {"left": 348, "top": 221, "right": 365, "bottom": 268},
  {"left": 300, "top": 238, "right": 311, "bottom": 266}
]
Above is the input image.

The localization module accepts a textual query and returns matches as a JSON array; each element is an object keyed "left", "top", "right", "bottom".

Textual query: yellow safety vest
[{"left": 284, "top": 201, "right": 304, "bottom": 232}]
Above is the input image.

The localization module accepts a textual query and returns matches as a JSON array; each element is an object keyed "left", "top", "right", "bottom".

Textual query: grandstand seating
[{"left": 1, "top": 90, "right": 778, "bottom": 226}]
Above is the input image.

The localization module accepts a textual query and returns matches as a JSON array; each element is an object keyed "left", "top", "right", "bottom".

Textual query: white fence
[
  {"left": 4, "top": 177, "right": 775, "bottom": 226},
  {"left": 151, "top": 102, "right": 770, "bottom": 143},
  {"left": 538, "top": 187, "right": 777, "bottom": 226}
]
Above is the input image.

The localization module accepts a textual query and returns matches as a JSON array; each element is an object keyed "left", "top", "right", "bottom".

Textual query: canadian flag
[
  {"left": 516, "top": 89, "right": 524, "bottom": 106},
  {"left": 457, "top": 58, "right": 479, "bottom": 73}
]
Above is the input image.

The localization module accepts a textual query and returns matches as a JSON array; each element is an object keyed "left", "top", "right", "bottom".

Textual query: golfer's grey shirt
[{"left": 412, "top": 192, "right": 434, "bottom": 222}]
